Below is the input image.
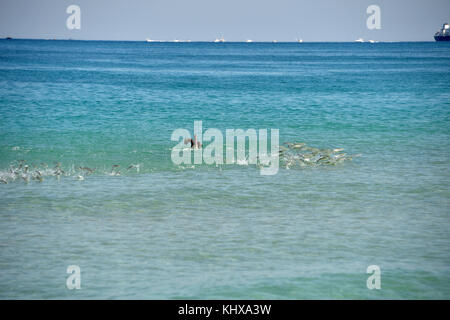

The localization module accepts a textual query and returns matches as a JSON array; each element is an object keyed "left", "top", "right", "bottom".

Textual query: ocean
[{"left": 0, "top": 40, "right": 449, "bottom": 299}]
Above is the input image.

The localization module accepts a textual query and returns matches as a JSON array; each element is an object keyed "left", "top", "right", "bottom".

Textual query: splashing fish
[{"left": 278, "top": 141, "right": 358, "bottom": 169}]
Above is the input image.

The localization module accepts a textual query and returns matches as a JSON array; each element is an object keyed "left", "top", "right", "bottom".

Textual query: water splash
[
  {"left": 0, "top": 161, "right": 143, "bottom": 184},
  {"left": 279, "top": 142, "right": 360, "bottom": 169},
  {"left": 0, "top": 142, "right": 360, "bottom": 184}
]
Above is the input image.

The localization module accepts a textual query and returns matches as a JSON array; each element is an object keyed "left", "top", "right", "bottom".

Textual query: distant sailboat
[
  {"left": 296, "top": 38, "right": 303, "bottom": 43},
  {"left": 245, "top": 39, "right": 253, "bottom": 43},
  {"left": 355, "top": 38, "right": 364, "bottom": 42}
]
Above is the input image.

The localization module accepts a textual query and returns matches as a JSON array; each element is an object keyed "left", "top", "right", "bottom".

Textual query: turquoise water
[{"left": 0, "top": 40, "right": 449, "bottom": 299}]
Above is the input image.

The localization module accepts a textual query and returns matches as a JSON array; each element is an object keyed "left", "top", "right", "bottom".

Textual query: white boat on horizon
[
  {"left": 214, "top": 37, "right": 225, "bottom": 43},
  {"left": 146, "top": 38, "right": 164, "bottom": 42},
  {"left": 146, "top": 38, "right": 191, "bottom": 43},
  {"left": 245, "top": 39, "right": 253, "bottom": 43},
  {"left": 355, "top": 38, "right": 364, "bottom": 42}
]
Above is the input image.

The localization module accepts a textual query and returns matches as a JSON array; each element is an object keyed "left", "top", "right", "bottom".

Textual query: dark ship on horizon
[{"left": 434, "top": 23, "right": 450, "bottom": 41}]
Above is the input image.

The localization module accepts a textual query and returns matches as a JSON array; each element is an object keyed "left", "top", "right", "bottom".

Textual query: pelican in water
[
  {"left": 34, "top": 171, "right": 44, "bottom": 182},
  {"left": 79, "top": 167, "right": 95, "bottom": 175},
  {"left": 110, "top": 165, "right": 121, "bottom": 176}
]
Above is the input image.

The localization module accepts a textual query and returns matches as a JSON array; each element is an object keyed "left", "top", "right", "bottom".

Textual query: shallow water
[{"left": 0, "top": 40, "right": 449, "bottom": 299}]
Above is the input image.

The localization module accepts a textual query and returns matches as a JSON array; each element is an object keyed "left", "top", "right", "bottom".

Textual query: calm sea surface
[{"left": 0, "top": 40, "right": 449, "bottom": 299}]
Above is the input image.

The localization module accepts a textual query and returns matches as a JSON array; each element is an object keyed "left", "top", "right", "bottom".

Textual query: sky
[{"left": 0, "top": 0, "right": 449, "bottom": 41}]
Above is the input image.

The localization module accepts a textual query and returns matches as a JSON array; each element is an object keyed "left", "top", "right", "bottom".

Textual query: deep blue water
[{"left": 0, "top": 40, "right": 449, "bottom": 299}]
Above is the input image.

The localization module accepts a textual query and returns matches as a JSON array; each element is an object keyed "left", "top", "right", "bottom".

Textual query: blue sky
[{"left": 0, "top": 0, "right": 449, "bottom": 41}]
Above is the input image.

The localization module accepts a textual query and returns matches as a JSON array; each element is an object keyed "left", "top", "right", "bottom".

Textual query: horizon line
[{"left": 0, "top": 37, "right": 437, "bottom": 43}]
